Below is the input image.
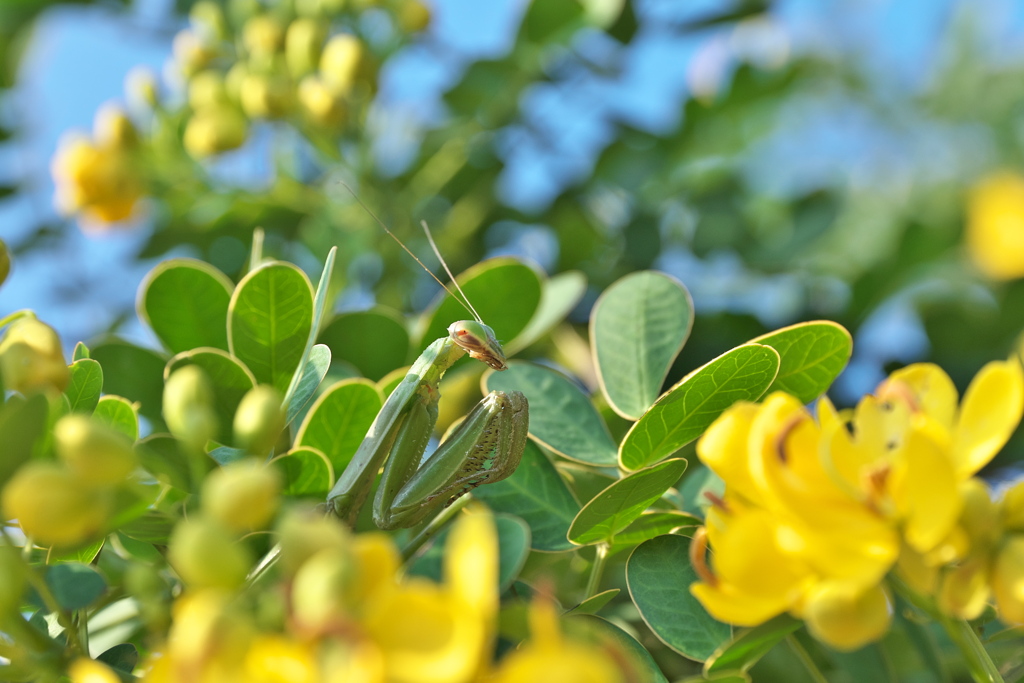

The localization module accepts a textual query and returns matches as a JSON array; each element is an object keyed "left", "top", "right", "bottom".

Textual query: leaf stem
[
  {"left": 401, "top": 495, "right": 472, "bottom": 563},
  {"left": 583, "top": 543, "right": 609, "bottom": 600},
  {"left": 937, "top": 614, "right": 1004, "bottom": 683},
  {"left": 786, "top": 634, "right": 829, "bottom": 683}
]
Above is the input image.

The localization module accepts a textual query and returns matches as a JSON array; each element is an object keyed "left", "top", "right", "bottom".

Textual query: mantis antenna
[{"left": 338, "top": 182, "right": 484, "bottom": 324}]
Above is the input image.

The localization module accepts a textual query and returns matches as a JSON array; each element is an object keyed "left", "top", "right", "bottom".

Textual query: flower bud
[
  {"left": 188, "top": 70, "right": 230, "bottom": 110},
  {"left": 189, "top": 1, "right": 229, "bottom": 42},
  {"left": 291, "top": 548, "right": 356, "bottom": 633},
  {"left": 286, "top": 18, "right": 326, "bottom": 77},
  {"left": 243, "top": 15, "right": 285, "bottom": 59},
  {"left": 993, "top": 535, "right": 1024, "bottom": 624},
  {"left": 298, "top": 76, "right": 346, "bottom": 127},
  {"left": 168, "top": 517, "right": 251, "bottom": 589},
  {"left": 184, "top": 106, "right": 249, "bottom": 158},
  {"left": 397, "top": 0, "right": 431, "bottom": 33},
  {"left": 0, "top": 318, "right": 69, "bottom": 394},
  {"left": 239, "top": 73, "right": 293, "bottom": 119},
  {"left": 803, "top": 582, "right": 892, "bottom": 651},
  {"left": 233, "top": 385, "right": 285, "bottom": 455},
  {"left": 319, "top": 34, "right": 363, "bottom": 95},
  {"left": 202, "top": 458, "right": 281, "bottom": 532},
  {"left": 163, "top": 365, "right": 219, "bottom": 448},
  {"left": 0, "top": 545, "right": 26, "bottom": 616},
  {"left": 959, "top": 478, "right": 999, "bottom": 551},
  {"left": 69, "top": 659, "right": 120, "bottom": 683},
  {"left": 277, "top": 507, "right": 350, "bottom": 575},
  {"left": 173, "top": 29, "right": 218, "bottom": 78},
  {"left": 54, "top": 414, "right": 137, "bottom": 486},
  {"left": 125, "top": 66, "right": 160, "bottom": 109},
  {"left": 2, "top": 462, "right": 109, "bottom": 547},
  {"left": 1002, "top": 480, "right": 1024, "bottom": 532},
  {"left": 93, "top": 103, "right": 138, "bottom": 149},
  {"left": 937, "top": 557, "right": 990, "bottom": 619},
  {"left": 0, "top": 238, "right": 10, "bottom": 289}
]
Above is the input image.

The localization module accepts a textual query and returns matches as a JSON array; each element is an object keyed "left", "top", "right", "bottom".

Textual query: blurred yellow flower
[
  {"left": 69, "top": 659, "right": 121, "bottom": 683},
  {"left": 967, "top": 171, "right": 1024, "bottom": 280},
  {"left": 51, "top": 133, "right": 141, "bottom": 225}
]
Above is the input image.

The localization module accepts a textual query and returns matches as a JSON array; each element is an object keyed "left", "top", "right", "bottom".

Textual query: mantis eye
[{"left": 448, "top": 321, "right": 507, "bottom": 371}]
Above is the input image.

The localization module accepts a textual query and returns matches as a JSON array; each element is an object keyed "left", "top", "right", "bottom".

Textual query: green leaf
[
  {"left": 135, "top": 435, "right": 193, "bottom": 491},
  {"left": 568, "top": 458, "right": 688, "bottom": 546},
  {"left": 208, "top": 446, "right": 248, "bottom": 465},
  {"left": 45, "top": 563, "right": 106, "bottom": 610},
  {"left": 97, "top": 643, "right": 139, "bottom": 675},
  {"left": 119, "top": 511, "right": 176, "bottom": 544},
  {"left": 228, "top": 261, "right": 314, "bottom": 393},
  {"left": 472, "top": 441, "right": 581, "bottom": 552},
  {"left": 72, "top": 342, "right": 90, "bottom": 361},
  {"left": 523, "top": 0, "right": 586, "bottom": 42},
  {"left": 592, "top": 271, "right": 693, "bottom": 420},
  {"left": 566, "top": 589, "right": 620, "bottom": 615},
  {"left": 627, "top": 534, "right": 731, "bottom": 661},
  {"left": 618, "top": 344, "right": 780, "bottom": 471},
  {"left": 115, "top": 533, "right": 164, "bottom": 564},
  {"left": 704, "top": 614, "right": 801, "bottom": 675},
  {"left": 319, "top": 308, "right": 410, "bottom": 381},
  {"left": 64, "top": 359, "right": 103, "bottom": 413},
  {"left": 419, "top": 258, "right": 542, "bottom": 353},
  {"left": 0, "top": 394, "right": 48, "bottom": 487},
  {"left": 564, "top": 615, "right": 670, "bottom": 683},
  {"left": 92, "top": 396, "right": 139, "bottom": 441},
  {"left": 505, "top": 271, "right": 587, "bottom": 355},
  {"left": 91, "top": 338, "right": 168, "bottom": 428},
  {"left": 296, "top": 379, "right": 382, "bottom": 473},
  {"left": 610, "top": 511, "right": 700, "bottom": 554},
  {"left": 749, "top": 321, "right": 852, "bottom": 404},
  {"left": 484, "top": 361, "right": 617, "bottom": 466},
  {"left": 282, "top": 247, "right": 336, "bottom": 412},
  {"left": 273, "top": 446, "right": 334, "bottom": 498},
  {"left": 165, "top": 347, "right": 256, "bottom": 443},
  {"left": 46, "top": 538, "right": 104, "bottom": 565},
  {"left": 138, "top": 258, "right": 233, "bottom": 354},
  {"left": 286, "top": 344, "right": 332, "bottom": 425}
]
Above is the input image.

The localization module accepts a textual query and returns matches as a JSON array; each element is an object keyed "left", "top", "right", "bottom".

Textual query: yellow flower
[
  {"left": 69, "top": 659, "right": 121, "bottom": 683},
  {"left": 51, "top": 133, "right": 141, "bottom": 225},
  {"left": 967, "top": 171, "right": 1024, "bottom": 280},
  {"left": 244, "top": 635, "right": 318, "bottom": 683},
  {"left": 802, "top": 582, "right": 892, "bottom": 652},
  {"left": 0, "top": 317, "right": 69, "bottom": 394},
  {"left": 993, "top": 535, "right": 1024, "bottom": 624}
]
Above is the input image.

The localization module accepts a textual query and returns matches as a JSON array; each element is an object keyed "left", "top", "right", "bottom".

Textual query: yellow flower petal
[
  {"left": 803, "top": 582, "right": 892, "bottom": 651},
  {"left": 993, "top": 536, "right": 1024, "bottom": 625},
  {"left": 967, "top": 171, "right": 1024, "bottom": 280},
  {"left": 696, "top": 401, "right": 761, "bottom": 503},
  {"left": 690, "top": 580, "right": 794, "bottom": 627},
  {"left": 445, "top": 506, "right": 498, "bottom": 621},
  {"left": 888, "top": 425, "right": 961, "bottom": 552},
  {"left": 937, "top": 557, "right": 990, "bottom": 620},
  {"left": 952, "top": 360, "right": 1024, "bottom": 477},
  {"left": 244, "top": 636, "right": 317, "bottom": 683},
  {"left": 884, "top": 363, "right": 958, "bottom": 430},
  {"left": 69, "top": 659, "right": 120, "bottom": 683}
]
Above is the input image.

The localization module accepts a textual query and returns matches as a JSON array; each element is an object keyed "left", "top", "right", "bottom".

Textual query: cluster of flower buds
[{"left": 690, "top": 359, "right": 1024, "bottom": 650}]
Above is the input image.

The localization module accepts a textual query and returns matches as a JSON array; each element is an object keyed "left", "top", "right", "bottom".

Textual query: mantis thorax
[{"left": 448, "top": 320, "right": 506, "bottom": 371}]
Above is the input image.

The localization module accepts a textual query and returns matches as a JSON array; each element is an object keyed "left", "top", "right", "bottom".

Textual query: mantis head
[{"left": 448, "top": 320, "right": 507, "bottom": 371}]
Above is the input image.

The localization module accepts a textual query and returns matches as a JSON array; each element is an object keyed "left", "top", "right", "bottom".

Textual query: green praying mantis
[{"left": 326, "top": 214, "right": 529, "bottom": 530}]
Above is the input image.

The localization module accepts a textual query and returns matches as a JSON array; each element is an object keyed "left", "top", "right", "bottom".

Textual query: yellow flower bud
[
  {"left": 188, "top": 70, "right": 230, "bottom": 110},
  {"left": 93, "top": 103, "right": 137, "bottom": 149},
  {"left": 163, "top": 365, "right": 219, "bottom": 448},
  {"left": 173, "top": 29, "right": 218, "bottom": 78},
  {"left": 0, "top": 238, "right": 9, "bottom": 288},
  {"left": 54, "top": 414, "right": 137, "bottom": 486},
  {"left": 319, "top": 34, "right": 364, "bottom": 95},
  {"left": 277, "top": 506, "right": 351, "bottom": 575},
  {"left": 51, "top": 135, "right": 141, "bottom": 224},
  {"left": 168, "top": 518, "right": 251, "bottom": 588},
  {"left": 239, "top": 73, "right": 293, "bottom": 119},
  {"left": 298, "top": 76, "right": 346, "bottom": 127},
  {"left": 937, "top": 557, "right": 990, "bottom": 619},
  {"left": 286, "top": 18, "right": 326, "bottom": 77},
  {"left": 397, "top": 0, "right": 431, "bottom": 33},
  {"left": 189, "top": 1, "right": 229, "bottom": 42},
  {"left": 184, "top": 106, "right": 249, "bottom": 158},
  {"left": 291, "top": 548, "right": 357, "bottom": 633},
  {"left": 959, "top": 478, "right": 999, "bottom": 551},
  {"left": 244, "top": 636, "right": 319, "bottom": 683},
  {"left": 202, "top": 458, "right": 281, "bottom": 532},
  {"left": 1002, "top": 480, "right": 1024, "bottom": 532},
  {"left": 233, "top": 385, "right": 285, "bottom": 455},
  {"left": 0, "top": 318, "right": 69, "bottom": 394},
  {"left": 243, "top": 15, "right": 285, "bottom": 59},
  {"left": 68, "top": 658, "right": 121, "bottom": 683},
  {"left": 0, "top": 545, "right": 26, "bottom": 616},
  {"left": 993, "top": 535, "right": 1024, "bottom": 624},
  {"left": 2, "top": 462, "right": 109, "bottom": 547},
  {"left": 803, "top": 582, "right": 892, "bottom": 651},
  {"left": 967, "top": 172, "right": 1024, "bottom": 281},
  {"left": 125, "top": 66, "right": 159, "bottom": 109}
]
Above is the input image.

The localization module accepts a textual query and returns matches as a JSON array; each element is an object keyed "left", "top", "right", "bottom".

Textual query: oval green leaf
[
  {"left": 92, "top": 396, "right": 139, "bottom": 441},
  {"left": 619, "top": 344, "right": 781, "bottom": 471},
  {"left": 273, "top": 446, "right": 334, "bottom": 498},
  {"left": 484, "top": 361, "right": 617, "bottom": 466},
  {"left": 286, "top": 344, "right": 332, "bottom": 425},
  {"left": 64, "top": 359, "right": 102, "bottom": 413},
  {"left": 568, "top": 458, "right": 688, "bottom": 546},
  {"left": 472, "top": 440, "right": 580, "bottom": 552},
  {"left": 166, "top": 347, "right": 257, "bottom": 443},
  {"left": 627, "top": 534, "right": 731, "bottom": 661},
  {"left": 296, "top": 379, "right": 382, "bottom": 473},
  {"left": 419, "top": 258, "right": 542, "bottom": 352},
  {"left": 566, "top": 589, "right": 620, "bottom": 615},
  {"left": 749, "top": 321, "right": 852, "bottom": 404},
  {"left": 591, "top": 271, "right": 694, "bottom": 420},
  {"left": 704, "top": 614, "right": 800, "bottom": 675},
  {"left": 138, "top": 258, "right": 233, "bottom": 354},
  {"left": 228, "top": 261, "right": 314, "bottom": 393},
  {"left": 319, "top": 308, "right": 410, "bottom": 381},
  {"left": 90, "top": 338, "right": 168, "bottom": 428},
  {"left": 45, "top": 563, "right": 106, "bottom": 610},
  {"left": 610, "top": 511, "right": 701, "bottom": 554},
  {"left": 505, "top": 270, "right": 587, "bottom": 355}
]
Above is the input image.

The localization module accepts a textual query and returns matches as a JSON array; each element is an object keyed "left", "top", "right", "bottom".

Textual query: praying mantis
[{"left": 326, "top": 215, "right": 529, "bottom": 530}]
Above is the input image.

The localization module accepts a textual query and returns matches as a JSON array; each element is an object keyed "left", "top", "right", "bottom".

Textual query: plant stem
[
  {"left": 786, "top": 634, "right": 829, "bottom": 683},
  {"left": 400, "top": 495, "right": 472, "bottom": 563},
  {"left": 938, "top": 614, "right": 1004, "bottom": 683},
  {"left": 583, "top": 544, "right": 609, "bottom": 600}
]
